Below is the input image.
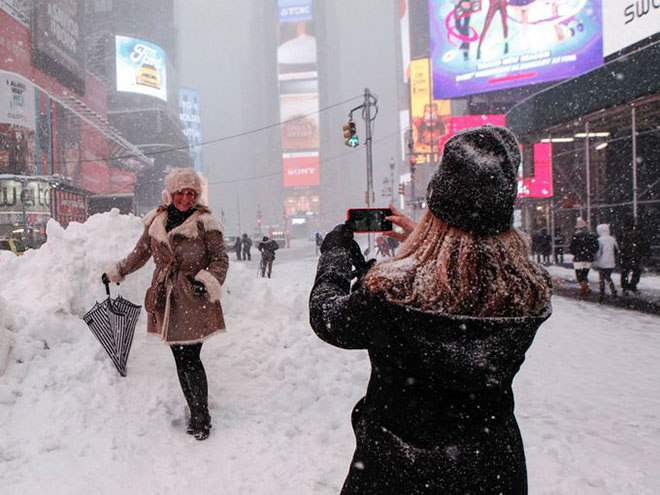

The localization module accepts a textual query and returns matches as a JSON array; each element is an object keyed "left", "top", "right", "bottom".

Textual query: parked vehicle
[{"left": 0, "top": 238, "right": 25, "bottom": 256}]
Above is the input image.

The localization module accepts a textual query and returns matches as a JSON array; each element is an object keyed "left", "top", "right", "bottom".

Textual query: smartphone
[{"left": 347, "top": 208, "right": 393, "bottom": 233}]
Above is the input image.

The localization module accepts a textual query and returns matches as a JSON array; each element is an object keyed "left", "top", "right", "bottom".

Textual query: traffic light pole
[
  {"left": 343, "top": 89, "right": 378, "bottom": 256},
  {"left": 364, "top": 88, "right": 375, "bottom": 255}
]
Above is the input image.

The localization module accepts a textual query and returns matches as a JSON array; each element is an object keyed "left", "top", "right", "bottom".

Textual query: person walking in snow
[
  {"left": 241, "top": 233, "right": 252, "bottom": 261},
  {"left": 595, "top": 223, "right": 619, "bottom": 301},
  {"left": 102, "top": 169, "right": 229, "bottom": 441},
  {"left": 310, "top": 125, "right": 552, "bottom": 494},
  {"left": 315, "top": 232, "right": 323, "bottom": 256},
  {"left": 619, "top": 219, "right": 648, "bottom": 295},
  {"left": 569, "top": 217, "right": 599, "bottom": 297},
  {"left": 257, "top": 236, "right": 279, "bottom": 278},
  {"left": 234, "top": 236, "right": 242, "bottom": 261}
]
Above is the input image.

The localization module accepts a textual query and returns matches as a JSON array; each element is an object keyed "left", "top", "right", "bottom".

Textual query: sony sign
[{"left": 603, "top": 0, "right": 660, "bottom": 56}]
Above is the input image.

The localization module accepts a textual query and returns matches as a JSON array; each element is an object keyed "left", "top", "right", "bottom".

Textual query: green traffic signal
[{"left": 348, "top": 135, "right": 359, "bottom": 147}]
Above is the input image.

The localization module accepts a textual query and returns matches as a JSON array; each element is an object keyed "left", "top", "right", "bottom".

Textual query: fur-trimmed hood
[{"left": 143, "top": 206, "right": 223, "bottom": 250}]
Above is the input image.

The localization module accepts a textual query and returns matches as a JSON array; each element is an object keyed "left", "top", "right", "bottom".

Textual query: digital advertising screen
[
  {"left": 409, "top": 58, "right": 450, "bottom": 156},
  {"left": 428, "top": 0, "right": 603, "bottom": 98},
  {"left": 179, "top": 88, "right": 202, "bottom": 172},
  {"left": 518, "top": 142, "right": 553, "bottom": 198},
  {"left": 280, "top": 93, "right": 319, "bottom": 150},
  {"left": 115, "top": 35, "right": 167, "bottom": 101},
  {"left": 283, "top": 152, "right": 320, "bottom": 187},
  {"left": 31, "top": 0, "right": 85, "bottom": 93}
]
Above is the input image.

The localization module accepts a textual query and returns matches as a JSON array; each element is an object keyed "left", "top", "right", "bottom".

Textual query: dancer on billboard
[{"left": 476, "top": 0, "right": 510, "bottom": 60}]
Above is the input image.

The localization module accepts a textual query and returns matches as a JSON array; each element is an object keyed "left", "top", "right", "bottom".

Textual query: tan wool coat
[{"left": 107, "top": 206, "right": 229, "bottom": 344}]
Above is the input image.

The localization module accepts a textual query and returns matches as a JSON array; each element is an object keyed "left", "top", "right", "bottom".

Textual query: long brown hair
[{"left": 363, "top": 210, "right": 551, "bottom": 317}]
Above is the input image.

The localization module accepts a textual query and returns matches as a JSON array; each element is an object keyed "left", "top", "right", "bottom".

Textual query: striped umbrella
[{"left": 82, "top": 283, "right": 141, "bottom": 377}]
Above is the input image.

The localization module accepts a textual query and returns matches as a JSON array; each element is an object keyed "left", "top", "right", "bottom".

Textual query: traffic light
[
  {"left": 398, "top": 184, "right": 405, "bottom": 195},
  {"left": 343, "top": 120, "right": 359, "bottom": 147},
  {"left": 409, "top": 155, "right": 417, "bottom": 174}
]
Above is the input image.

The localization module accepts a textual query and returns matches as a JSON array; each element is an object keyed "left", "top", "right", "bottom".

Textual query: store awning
[{"left": 506, "top": 42, "right": 660, "bottom": 136}]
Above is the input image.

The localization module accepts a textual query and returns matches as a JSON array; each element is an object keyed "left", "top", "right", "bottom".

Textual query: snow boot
[
  {"left": 579, "top": 280, "right": 590, "bottom": 297},
  {"left": 185, "top": 369, "right": 212, "bottom": 441}
]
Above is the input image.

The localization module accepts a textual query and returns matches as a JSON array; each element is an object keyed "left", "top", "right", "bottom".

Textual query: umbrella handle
[{"left": 104, "top": 280, "right": 110, "bottom": 297}]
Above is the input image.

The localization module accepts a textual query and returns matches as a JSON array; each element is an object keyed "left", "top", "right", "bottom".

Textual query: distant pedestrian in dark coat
[
  {"left": 310, "top": 126, "right": 552, "bottom": 494},
  {"left": 241, "top": 233, "right": 252, "bottom": 261},
  {"left": 619, "top": 220, "right": 648, "bottom": 294},
  {"left": 234, "top": 236, "right": 242, "bottom": 261},
  {"left": 257, "top": 236, "right": 279, "bottom": 278},
  {"left": 569, "top": 217, "right": 599, "bottom": 297},
  {"left": 538, "top": 228, "right": 552, "bottom": 264},
  {"left": 315, "top": 232, "right": 323, "bottom": 256}
]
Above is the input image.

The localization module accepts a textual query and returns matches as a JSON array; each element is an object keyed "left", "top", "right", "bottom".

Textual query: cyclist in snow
[
  {"left": 103, "top": 169, "right": 228, "bottom": 441},
  {"left": 310, "top": 125, "right": 552, "bottom": 494}
]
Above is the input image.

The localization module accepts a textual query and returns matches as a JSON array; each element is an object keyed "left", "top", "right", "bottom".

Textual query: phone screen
[{"left": 347, "top": 208, "right": 393, "bottom": 233}]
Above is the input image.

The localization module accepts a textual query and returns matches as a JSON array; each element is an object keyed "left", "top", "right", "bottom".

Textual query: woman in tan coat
[{"left": 103, "top": 169, "right": 229, "bottom": 440}]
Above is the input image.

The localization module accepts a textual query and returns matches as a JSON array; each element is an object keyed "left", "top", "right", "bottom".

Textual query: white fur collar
[{"left": 143, "top": 208, "right": 223, "bottom": 249}]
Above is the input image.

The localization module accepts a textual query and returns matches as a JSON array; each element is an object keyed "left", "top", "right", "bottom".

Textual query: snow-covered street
[{"left": 1, "top": 212, "right": 659, "bottom": 494}]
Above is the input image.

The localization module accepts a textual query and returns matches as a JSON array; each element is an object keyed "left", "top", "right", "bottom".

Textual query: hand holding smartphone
[{"left": 346, "top": 208, "right": 393, "bottom": 233}]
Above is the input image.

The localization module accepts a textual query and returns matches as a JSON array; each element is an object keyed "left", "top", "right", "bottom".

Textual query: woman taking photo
[
  {"left": 310, "top": 125, "right": 552, "bottom": 493},
  {"left": 104, "top": 169, "right": 229, "bottom": 441}
]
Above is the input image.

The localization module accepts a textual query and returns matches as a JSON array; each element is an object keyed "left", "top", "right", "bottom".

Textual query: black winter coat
[
  {"left": 309, "top": 248, "right": 552, "bottom": 495},
  {"left": 569, "top": 229, "right": 599, "bottom": 262},
  {"left": 258, "top": 239, "right": 279, "bottom": 260}
]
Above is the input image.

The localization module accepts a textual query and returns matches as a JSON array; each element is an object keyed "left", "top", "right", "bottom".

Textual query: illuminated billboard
[
  {"left": 428, "top": 0, "right": 603, "bottom": 98},
  {"left": 283, "top": 152, "right": 320, "bottom": 187},
  {"left": 115, "top": 35, "right": 167, "bottom": 101},
  {"left": 179, "top": 88, "right": 202, "bottom": 172},
  {"left": 518, "top": 143, "right": 553, "bottom": 198},
  {"left": 32, "top": 0, "right": 85, "bottom": 93},
  {"left": 280, "top": 93, "right": 319, "bottom": 150},
  {"left": 409, "top": 58, "right": 450, "bottom": 156}
]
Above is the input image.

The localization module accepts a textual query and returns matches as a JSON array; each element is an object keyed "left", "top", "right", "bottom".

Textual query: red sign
[
  {"left": 283, "top": 153, "right": 319, "bottom": 187},
  {"left": 518, "top": 143, "right": 553, "bottom": 199}
]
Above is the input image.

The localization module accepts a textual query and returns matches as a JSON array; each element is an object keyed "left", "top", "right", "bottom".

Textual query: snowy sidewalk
[{"left": 546, "top": 264, "right": 660, "bottom": 315}]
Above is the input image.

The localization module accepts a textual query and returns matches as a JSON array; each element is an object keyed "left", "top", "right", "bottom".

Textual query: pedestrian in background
[
  {"left": 310, "top": 126, "right": 552, "bottom": 494},
  {"left": 234, "top": 236, "right": 242, "bottom": 261},
  {"left": 103, "top": 169, "right": 228, "bottom": 441},
  {"left": 241, "top": 233, "right": 252, "bottom": 261},
  {"left": 595, "top": 223, "right": 619, "bottom": 301},
  {"left": 569, "top": 217, "right": 599, "bottom": 297},
  {"left": 554, "top": 227, "right": 565, "bottom": 264},
  {"left": 315, "top": 232, "right": 323, "bottom": 256},
  {"left": 619, "top": 219, "right": 648, "bottom": 294},
  {"left": 258, "top": 236, "right": 279, "bottom": 278}
]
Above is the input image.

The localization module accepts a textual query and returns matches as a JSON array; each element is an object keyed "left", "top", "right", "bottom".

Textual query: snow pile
[{"left": 0, "top": 214, "right": 369, "bottom": 494}]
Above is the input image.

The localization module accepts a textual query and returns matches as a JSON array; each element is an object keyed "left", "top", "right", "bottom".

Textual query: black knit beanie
[{"left": 426, "top": 124, "right": 520, "bottom": 236}]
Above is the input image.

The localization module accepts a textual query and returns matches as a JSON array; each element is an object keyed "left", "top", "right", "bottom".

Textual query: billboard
[
  {"left": 179, "top": 89, "right": 202, "bottom": 172},
  {"left": 602, "top": 0, "right": 660, "bottom": 56},
  {"left": 280, "top": 93, "right": 319, "bottom": 150},
  {"left": 278, "top": 0, "right": 317, "bottom": 79},
  {"left": 31, "top": 0, "right": 85, "bottom": 93},
  {"left": 283, "top": 152, "right": 320, "bottom": 187},
  {"left": 428, "top": 0, "right": 603, "bottom": 98},
  {"left": 518, "top": 142, "right": 553, "bottom": 198},
  {"left": 115, "top": 35, "right": 168, "bottom": 101},
  {"left": 0, "top": 72, "right": 36, "bottom": 131},
  {"left": 409, "top": 58, "right": 450, "bottom": 157}
]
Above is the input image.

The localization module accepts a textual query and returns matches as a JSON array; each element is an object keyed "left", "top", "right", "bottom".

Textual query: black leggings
[{"left": 170, "top": 343, "right": 204, "bottom": 373}]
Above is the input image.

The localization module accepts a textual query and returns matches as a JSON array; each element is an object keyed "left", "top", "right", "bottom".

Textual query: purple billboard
[{"left": 429, "top": 0, "right": 603, "bottom": 99}]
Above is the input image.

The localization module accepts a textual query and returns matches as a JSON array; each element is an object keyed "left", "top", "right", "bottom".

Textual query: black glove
[
  {"left": 187, "top": 275, "right": 207, "bottom": 296},
  {"left": 101, "top": 273, "right": 110, "bottom": 285}
]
